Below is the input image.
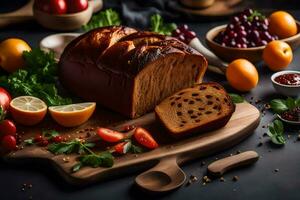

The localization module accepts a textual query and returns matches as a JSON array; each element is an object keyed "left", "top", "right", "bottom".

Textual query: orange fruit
[
  {"left": 269, "top": 11, "right": 297, "bottom": 39},
  {"left": 0, "top": 38, "right": 31, "bottom": 73},
  {"left": 10, "top": 96, "right": 47, "bottom": 126},
  {"left": 263, "top": 40, "right": 293, "bottom": 71},
  {"left": 226, "top": 59, "right": 259, "bottom": 92},
  {"left": 48, "top": 102, "right": 96, "bottom": 127}
]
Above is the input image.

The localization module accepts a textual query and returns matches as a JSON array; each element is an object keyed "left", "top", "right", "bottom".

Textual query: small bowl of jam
[{"left": 271, "top": 70, "right": 300, "bottom": 97}]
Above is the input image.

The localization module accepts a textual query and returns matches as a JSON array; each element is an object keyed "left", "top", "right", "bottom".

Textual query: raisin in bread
[
  {"left": 59, "top": 26, "right": 207, "bottom": 119},
  {"left": 155, "top": 82, "right": 235, "bottom": 137}
]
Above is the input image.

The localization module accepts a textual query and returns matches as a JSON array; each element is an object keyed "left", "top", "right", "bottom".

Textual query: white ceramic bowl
[
  {"left": 40, "top": 33, "right": 81, "bottom": 60},
  {"left": 271, "top": 70, "right": 300, "bottom": 97}
]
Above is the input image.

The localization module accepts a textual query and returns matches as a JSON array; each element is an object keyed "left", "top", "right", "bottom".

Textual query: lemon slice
[
  {"left": 10, "top": 96, "right": 47, "bottom": 126},
  {"left": 48, "top": 102, "right": 96, "bottom": 127}
]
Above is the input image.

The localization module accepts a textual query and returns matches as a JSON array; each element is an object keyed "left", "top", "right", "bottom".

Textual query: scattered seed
[
  {"left": 232, "top": 176, "right": 239, "bottom": 182},
  {"left": 220, "top": 177, "right": 225, "bottom": 182},
  {"left": 201, "top": 161, "right": 206, "bottom": 166},
  {"left": 190, "top": 175, "right": 198, "bottom": 182},
  {"left": 274, "top": 169, "right": 279, "bottom": 173},
  {"left": 236, "top": 150, "right": 242, "bottom": 154}
]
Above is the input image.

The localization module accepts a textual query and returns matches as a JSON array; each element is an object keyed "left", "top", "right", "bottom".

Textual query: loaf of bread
[
  {"left": 59, "top": 26, "right": 207, "bottom": 118},
  {"left": 155, "top": 83, "right": 235, "bottom": 137}
]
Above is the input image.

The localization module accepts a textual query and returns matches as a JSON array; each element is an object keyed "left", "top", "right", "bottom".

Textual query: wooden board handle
[
  {"left": 135, "top": 156, "right": 186, "bottom": 193},
  {"left": 207, "top": 151, "right": 259, "bottom": 177}
]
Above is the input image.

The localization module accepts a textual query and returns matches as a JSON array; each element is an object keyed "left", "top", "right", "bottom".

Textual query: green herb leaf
[
  {"left": 48, "top": 139, "right": 96, "bottom": 155},
  {"left": 270, "top": 99, "right": 289, "bottom": 114},
  {"left": 267, "top": 119, "right": 285, "bottom": 145},
  {"left": 48, "top": 141, "right": 79, "bottom": 154},
  {"left": 24, "top": 138, "right": 34, "bottom": 145},
  {"left": 296, "top": 99, "right": 300, "bottom": 106},
  {"left": 286, "top": 97, "right": 296, "bottom": 110},
  {"left": 129, "top": 144, "right": 144, "bottom": 154},
  {"left": 150, "top": 14, "right": 177, "bottom": 36},
  {"left": 43, "top": 130, "right": 59, "bottom": 140},
  {"left": 82, "top": 9, "right": 121, "bottom": 31},
  {"left": 72, "top": 162, "right": 82, "bottom": 172},
  {"left": 247, "top": 10, "right": 266, "bottom": 22},
  {"left": 229, "top": 93, "right": 244, "bottom": 104}
]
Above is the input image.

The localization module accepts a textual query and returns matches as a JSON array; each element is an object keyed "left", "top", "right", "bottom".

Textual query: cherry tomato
[
  {"left": 35, "top": 0, "right": 67, "bottom": 14},
  {"left": 2, "top": 135, "right": 17, "bottom": 151},
  {"left": 114, "top": 141, "right": 131, "bottom": 154},
  {"left": 0, "top": 87, "right": 11, "bottom": 112},
  {"left": 97, "top": 128, "right": 125, "bottom": 143},
  {"left": 52, "top": 135, "right": 62, "bottom": 143},
  {"left": 134, "top": 128, "right": 158, "bottom": 149},
  {"left": 66, "top": 0, "right": 88, "bottom": 13},
  {"left": 0, "top": 119, "right": 16, "bottom": 137},
  {"left": 34, "top": 134, "right": 44, "bottom": 143}
]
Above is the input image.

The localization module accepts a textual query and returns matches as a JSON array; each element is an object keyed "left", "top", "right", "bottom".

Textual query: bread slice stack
[{"left": 155, "top": 82, "right": 235, "bottom": 137}]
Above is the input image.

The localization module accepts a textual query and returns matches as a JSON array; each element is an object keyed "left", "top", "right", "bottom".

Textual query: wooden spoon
[{"left": 135, "top": 156, "right": 186, "bottom": 193}]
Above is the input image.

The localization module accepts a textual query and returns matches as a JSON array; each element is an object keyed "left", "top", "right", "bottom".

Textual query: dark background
[{"left": 1, "top": 1, "right": 300, "bottom": 200}]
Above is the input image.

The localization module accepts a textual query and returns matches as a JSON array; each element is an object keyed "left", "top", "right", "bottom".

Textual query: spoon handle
[
  {"left": 189, "top": 38, "right": 227, "bottom": 75},
  {"left": 135, "top": 156, "right": 186, "bottom": 193},
  {"left": 207, "top": 151, "right": 259, "bottom": 177}
]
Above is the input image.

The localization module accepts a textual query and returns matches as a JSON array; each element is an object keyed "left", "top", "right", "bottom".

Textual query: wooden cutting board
[{"left": 4, "top": 102, "right": 260, "bottom": 191}]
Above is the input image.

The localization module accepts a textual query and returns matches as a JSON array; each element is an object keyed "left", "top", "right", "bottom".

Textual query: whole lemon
[
  {"left": 0, "top": 38, "right": 31, "bottom": 73},
  {"left": 226, "top": 59, "right": 259, "bottom": 92}
]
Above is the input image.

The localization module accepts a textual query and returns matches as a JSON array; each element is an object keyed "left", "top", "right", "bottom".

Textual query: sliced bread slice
[{"left": 155, "top": 82, "right": 235, "bottom": 137}]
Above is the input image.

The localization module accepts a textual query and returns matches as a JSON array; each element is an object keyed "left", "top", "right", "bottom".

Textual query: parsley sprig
[
  {"left": 150, "top": 14, "right": 177, "bottom": 36},
  {"left": 82, "top": 9, "right": 121, "bottom": 31},
  {"left": 47, "top": 139, "right": 95, "bottom": 155},
  {"left": 47, "top": 138, "right": 114, "bottom": 172},
  {"left": 0, "top": 49, "right": 71, "bottom": 106}
]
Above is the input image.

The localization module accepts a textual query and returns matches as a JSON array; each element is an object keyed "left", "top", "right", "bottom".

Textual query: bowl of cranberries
[
  {"left": 33, "top": 0, "right": 93, "bottom": 31},
  {"left": 206, "top": 9, "right": 300, "bottom": 63}
]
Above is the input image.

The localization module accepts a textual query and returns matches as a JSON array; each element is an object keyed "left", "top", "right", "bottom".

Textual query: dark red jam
[
  {"left": 281, "top": 107, "right": 300, "bottom": 122},
  {"left": 274, "top": 73, "right": 300, "bottom": 86}
]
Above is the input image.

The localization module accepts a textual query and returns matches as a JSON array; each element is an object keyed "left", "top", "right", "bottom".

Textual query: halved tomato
[
  {"left": 97, "top": 128, "right": 125, "bottom": 143},
  {"left": 134, "top": 127, "right": 158, "bottom": 149}
]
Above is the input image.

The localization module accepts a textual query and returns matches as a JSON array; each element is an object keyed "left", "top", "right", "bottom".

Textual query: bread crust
[{"left": 59, "top": 26, "right": 207, "bottom": 118}]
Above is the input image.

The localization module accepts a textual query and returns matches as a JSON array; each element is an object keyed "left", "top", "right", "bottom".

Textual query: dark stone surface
[{"left": 1, "top": 1, "right": 300, "bottom": 200}]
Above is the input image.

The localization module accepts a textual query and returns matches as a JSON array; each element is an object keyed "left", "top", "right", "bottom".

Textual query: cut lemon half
[
  {"left": 10, "top": 96, "right": 47, "bottom": 126},
  {"left": 48, "top": 102, "right": 96, "bottom": 127}
]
